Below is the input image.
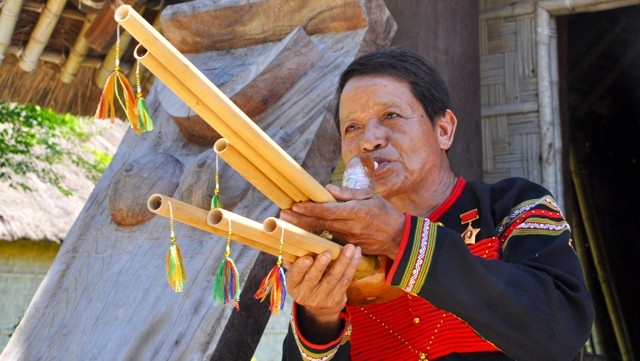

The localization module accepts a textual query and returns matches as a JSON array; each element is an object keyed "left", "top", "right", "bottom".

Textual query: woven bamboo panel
[{"left": 480, "top": 5, "right": 541, "bottom": 183}]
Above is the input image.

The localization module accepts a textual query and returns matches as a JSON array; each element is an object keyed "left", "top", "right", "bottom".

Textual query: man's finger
[
  {"left": 284, "top": 255, "right": 313, "bottom": 288},
  {"left": 326, "top": 184, "right": 375, "bottom": 202},
  {"left": 317, "top": 244, "right": 358, "bottom": 292}
]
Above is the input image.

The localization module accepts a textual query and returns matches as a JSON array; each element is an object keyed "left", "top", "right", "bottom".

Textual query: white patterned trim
[
  {"left": 405, "top": 219, "right": 431, "bottom": 292},
  {"left": 497, "top": 196, "right": 563, "bottom": 234}
]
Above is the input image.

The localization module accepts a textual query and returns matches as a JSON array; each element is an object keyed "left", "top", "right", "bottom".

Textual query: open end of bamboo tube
[
  {"left": 133, "top": 43, "right": 148, "bottom": 59},
  {"left": 213, "top": 138, "right": 228, "bottom": 153},
  {"left": 147, "top": 193, "right": 163, "bottom": 212},
  {"left": 263, "top": 217, "right": 278, "bottom": 233},
  {"left": 114, "top": 4, "right": 133, "bottom": 22},
  {"left": 207, "top": 208, "right": 223, "bottom": 227}
]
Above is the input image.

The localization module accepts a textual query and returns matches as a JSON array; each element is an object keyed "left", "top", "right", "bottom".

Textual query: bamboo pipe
[
  {"left": 0, "top": 0, "right": 25, "bottom": 63},
  {"left": 18, "top": 0, "right": 67, "bottom": 72},
  {"left": 23, "top": 0, "right": 86, "bottom": 21},
  {"left": 134, "top": 46, "right": 307, "bottom": 203},
  {"left": 207, "top": 208, "right": 308, "bottom": 261},
  {"left": 147, "top": 194, "right": 297, "bottom": 261},
  {"left": 570, "top": 214, "right": 604, "bottom": 355},
  {"left": 6, "top": 44, "right": 103, "bottom": 68},
  {"left": 214, "top": 138, "right": 295, "bottom": 210},
  {"left": 262, "top": 217, "right": 378, "bottom": 278},
  {"left": 148, "top": 194, "right": 378, "bottom": 276},
  {"left": 60, "top": 14, "right": 97, "bottom": 84},
  {"left": 149, "top": 194, "right": 398, "bottom": 305},
  {"left": 570, "top": 148, "right": 634, "bottom": 361},
  {"left": 128, "top": 10, "right": 159, "bottom": 87},
  {"left": 115, "top": 5, "right": 335, "bottom": 204}
]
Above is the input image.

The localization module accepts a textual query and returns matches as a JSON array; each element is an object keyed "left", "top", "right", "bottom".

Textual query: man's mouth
[{"left": 373, "top": 159, "right": 390, "bottom": 176}]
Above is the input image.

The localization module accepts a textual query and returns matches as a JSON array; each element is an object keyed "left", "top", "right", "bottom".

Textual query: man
[{"left": 279, "top": 47, "right": 594, "bottom": 360}]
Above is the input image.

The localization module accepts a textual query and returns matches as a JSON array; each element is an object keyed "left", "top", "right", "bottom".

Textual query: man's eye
[
  {"left": 344, "top": 124, "right": 359, "bottom": 133},
  {"left": 384, "top": 112, "right": 399, "bottom": 120}
]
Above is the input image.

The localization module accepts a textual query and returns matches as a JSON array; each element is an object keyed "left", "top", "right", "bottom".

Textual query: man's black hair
[{"left": 335, "top": 46, "right": 452, "bottom": 127}]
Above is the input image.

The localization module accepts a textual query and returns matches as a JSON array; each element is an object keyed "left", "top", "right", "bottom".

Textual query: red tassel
[{"left": 254, "top": 263, "right": 287, "bottom": 314}]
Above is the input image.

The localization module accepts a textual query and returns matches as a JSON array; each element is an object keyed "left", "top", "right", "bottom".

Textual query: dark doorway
[{"left": 559, "top": 6, "right": 640, "bottom": 360}]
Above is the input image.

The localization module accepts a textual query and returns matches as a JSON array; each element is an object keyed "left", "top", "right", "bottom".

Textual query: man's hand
[
  {"left": 285, "top": 244, "right": 362, "bottom": 344},
  {"left": 280, "top": 184, "right": 405, "bottom": 259}
]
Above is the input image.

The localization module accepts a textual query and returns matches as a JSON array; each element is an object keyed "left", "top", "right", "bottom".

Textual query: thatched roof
[
  {"left": 0, "top": 0, "right": 185, "bottom": 116},
  {"left": 0, "top": 119, "right": 126, "bottom": 242}
]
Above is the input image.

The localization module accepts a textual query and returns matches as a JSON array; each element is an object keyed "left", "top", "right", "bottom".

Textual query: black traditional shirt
[{"left": 283, "top": 177, "right": 594, "bottom": 361}]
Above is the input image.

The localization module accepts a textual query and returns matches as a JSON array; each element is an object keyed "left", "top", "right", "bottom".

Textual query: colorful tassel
[
  {"left": 211, "top": 154, "right": 223, "bottom": 209},
  {"left": 135, "top": 60, "right": 154, "bottom": 133},
  {"left": 213, "top": 255, "right": 241, "bottom": 310},
  {"left": 213, "top": 219, "right": 240, "bottom": 310},
  {"left": 254, "top": 261, "right": 287, "bottom": 314},
  {"left": 254, "top": 225, "right": 287, "bottom": 314},
  {"left": 167, "top": 239, "right": 188, "bottom": 292},
  {"left": 166, "top": 201, "right": 188, "bottom": 292},
  {"left": 94, "top": 26, "right": 140, "bottom": 134}
]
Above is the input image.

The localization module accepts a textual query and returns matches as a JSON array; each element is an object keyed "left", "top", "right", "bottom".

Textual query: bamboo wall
[
  {"left": 479, "top": 0, "right": 640, "bottom": 200},
  {"left": 480, "top": 0, "right": 542, "bottom": 184}
]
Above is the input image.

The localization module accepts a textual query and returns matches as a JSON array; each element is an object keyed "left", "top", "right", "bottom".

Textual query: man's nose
[{"left": 360, "top": 121, "right": 386, "bottom": 151}]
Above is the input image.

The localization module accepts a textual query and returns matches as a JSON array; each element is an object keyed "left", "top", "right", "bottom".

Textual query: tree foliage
[{"left": 0, "top": 102, "right": 113, "bottom": 196}]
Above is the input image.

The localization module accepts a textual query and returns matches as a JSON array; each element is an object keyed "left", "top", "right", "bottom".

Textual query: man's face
[{"left": 338, "top": 75, "right": 452, "bottom": 201}]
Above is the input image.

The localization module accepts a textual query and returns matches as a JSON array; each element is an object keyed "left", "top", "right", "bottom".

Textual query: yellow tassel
[
  {"left": 166, "top": 201, "right": 187, "bottom": 292},
  {"left": 166, "top": 237, "right": 188, "bottom": 292}
]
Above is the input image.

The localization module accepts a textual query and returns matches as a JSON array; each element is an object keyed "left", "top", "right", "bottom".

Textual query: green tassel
[
  {"left": 211, "top": 193, "right": 222, "bottom": 209},
  {"left": 137, "top": 96, "right": 154, "bottom": 133}
]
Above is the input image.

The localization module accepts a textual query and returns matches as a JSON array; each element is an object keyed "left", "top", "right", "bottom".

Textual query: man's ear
[{"left": 436, "top": 109, "right": 457, "bottom": 151}]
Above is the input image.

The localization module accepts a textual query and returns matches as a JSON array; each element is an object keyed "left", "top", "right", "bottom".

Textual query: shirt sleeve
[
  {"left": 281, "top": 302, "right": 352, "bottom": 361},
  {"left": 386, "top": 189, "right": 594, "bottom": 361}
]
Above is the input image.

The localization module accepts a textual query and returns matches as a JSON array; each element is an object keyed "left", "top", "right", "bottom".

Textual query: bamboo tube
[
  {"left": 60, "top": 14, "right": 97, "bottom": 84},
  {"left": 134, "top": 46, "right": 307, "bottom": 203},
  {"left": 6, "top": 44, "right": 103, "bottom": 67},
  {"left": 18, "top": 0, "right": 67, "bottom": 72},
  {"left": 149, "top": 195, "right": 396, "bottom": 305},
  {"left": 570, "top": 148, "right": 634, "bottom": 361},
  {"left": 262, "top": 217, "right": 378, "bottom": 277},
  {"left": 0, "top": 0, "right": 25, "bottom": 63},
  {"left": 147, "top": 194, "right": 296, "bottom": 261},
  {"left": 570, "top": 214, "right": 604, "bottom": 355},
  {"left": 115, "top": 5, "right": 335, "bottom": 204},
  {"left": 207, "top": 208, "right": 307, "bottom": 261},
  {"left": 128, "top": 10, "right": 159, "bottom": 87},
  {"left": 214, "top": 138, "right": 294, "bottom": 210},
  {"left": 23, "top": 0, "right": 86, "bottom": 21}
]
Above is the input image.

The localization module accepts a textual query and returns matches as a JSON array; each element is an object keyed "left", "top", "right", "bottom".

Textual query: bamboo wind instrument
[
  {"left": 123, "top": 5, "right": 403, "bottom": 305},
  {"left": 147, "top": 193, "right": 378, "bottom": 277},
  {"left": 115, "top": 5, "right": 334, "bottom": 205}
]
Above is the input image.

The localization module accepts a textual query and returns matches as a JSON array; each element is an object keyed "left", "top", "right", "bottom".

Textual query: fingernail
[
  {"left": 301, "top": 257, "right": 312, "bottom": 267},
  {"left": 318, "top": 252, "right": 331, "bottom": 265},
  {"left": 326, "top": 184, "right": 339, "bottom": 192},
  {"left": 343, "top": 244, "right": 355, "bottom": 257}
]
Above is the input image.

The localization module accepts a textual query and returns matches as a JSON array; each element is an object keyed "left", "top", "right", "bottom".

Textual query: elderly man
[{"left": 279, "top": 47, "right": 594, "bottom": 361}]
